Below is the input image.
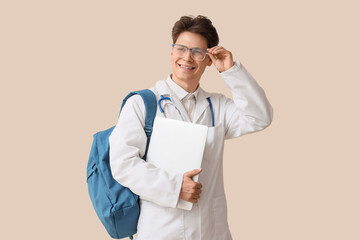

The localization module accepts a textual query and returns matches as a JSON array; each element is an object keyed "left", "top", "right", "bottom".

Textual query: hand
[
  {"left": 207, "top": 46, "right": 234, "bottom": 73},
  {"left": 179, "top": 168, "right": 203, "bottom": 204}
]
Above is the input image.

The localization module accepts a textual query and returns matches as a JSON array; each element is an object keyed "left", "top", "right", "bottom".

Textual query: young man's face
[{"left": 170, "top": 31, "right": 212, "bottom": 90}]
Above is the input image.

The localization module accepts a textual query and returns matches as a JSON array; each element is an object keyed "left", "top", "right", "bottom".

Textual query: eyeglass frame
[{"left": 171, "top": 44, "right": 209, "bottom": 61}]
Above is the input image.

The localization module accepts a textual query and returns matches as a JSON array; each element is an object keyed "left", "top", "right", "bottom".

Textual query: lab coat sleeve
[
  {"left": 221, "top": 60, "right": 273, "bottom": 139},
  {"left": 109, "top": 95, "right": 184, "bottom": 208}
]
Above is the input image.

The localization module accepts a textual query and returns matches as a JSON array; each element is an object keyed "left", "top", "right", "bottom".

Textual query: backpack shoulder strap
[{"left": 120, "top": 89, "right": 157, "bottom": 160}]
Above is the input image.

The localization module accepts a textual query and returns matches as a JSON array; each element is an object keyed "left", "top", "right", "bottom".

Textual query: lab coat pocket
[
  {"left": 203, "top": 124, "right": 224, "bottom": 163},
  {"left": 213, "top": 195, "right": 231, "bottom": 239}
]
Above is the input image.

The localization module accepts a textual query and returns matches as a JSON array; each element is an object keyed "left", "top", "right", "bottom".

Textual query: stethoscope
[{"left": 158, "top": 95, "right": 215, "bottom": 127}]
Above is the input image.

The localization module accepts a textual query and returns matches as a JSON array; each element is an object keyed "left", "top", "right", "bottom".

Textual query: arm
[
  {"left": 109, "top": 95, "right": 183, "bottom": 208},
  {"left": 221, "top": 61, "right": 273, "bottom": 139},
  {"left": 207, "top": 47, "right": 273, "bottom": 139}
]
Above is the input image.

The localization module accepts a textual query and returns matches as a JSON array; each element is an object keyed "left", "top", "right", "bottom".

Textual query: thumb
[
  {"left": 184, "top": 168, "right": 203, "bottom": 178},
  {"left": 207, "top": 52, "right": 216, "bottom": 63}
]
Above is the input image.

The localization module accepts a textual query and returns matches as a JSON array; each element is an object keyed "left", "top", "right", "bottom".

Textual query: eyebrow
[{"left": 176, "top": 44, "right": 208, "bottom": 51}]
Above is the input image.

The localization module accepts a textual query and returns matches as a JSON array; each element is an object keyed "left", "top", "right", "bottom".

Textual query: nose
[{"left": 182, "top": 49, "right": 193, "bottom": 61}]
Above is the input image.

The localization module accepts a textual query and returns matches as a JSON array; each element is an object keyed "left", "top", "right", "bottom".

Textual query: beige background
[{"left": 1, "top": 0, "right": 359, "bottom": 239}]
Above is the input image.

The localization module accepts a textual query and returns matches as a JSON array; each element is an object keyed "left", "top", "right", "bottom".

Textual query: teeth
[{"left": 179, "top": 64, "right": 194, "bottom": 70}]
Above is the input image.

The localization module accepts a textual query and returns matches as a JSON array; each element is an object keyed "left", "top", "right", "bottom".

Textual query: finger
[
  {"left": 207, "top": 46, "right": 216, "bottom": 52},
  {"left": 194, "top": 188, "right": 202, "bottom": 194},
  {"left": 208, "top": 46, "right": 224, "bottom": 55},
  {"left": 183, "top": 182, "right": 201, "bottom": 191},
  {"left": 207, "top": 52, "right": 217, "bottom": 62},
  {"left": 188, "top": 187, "right": 202, "bottom": 194},
  {"left": 213, "top": 48, "right": 229, "bottom": 57},
  {"left": 207, "top": 46, "right": 222, "bottom": 52},
  {"left": 211, "top": 47, "right": 230, "bottom": 58},
  {"left": 187, "top": 196, "right": 197, "bottom": 203},
  {"left": 193, "top": 195, "right": 200, "bottom": 199},
  {"left": 184, "top": 168, "right": 202, "bottom": 178}
]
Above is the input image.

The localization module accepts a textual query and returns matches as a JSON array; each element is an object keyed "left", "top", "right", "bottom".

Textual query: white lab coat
[{"left": 109, "top": 61, "right": 273, "bottom": 240}]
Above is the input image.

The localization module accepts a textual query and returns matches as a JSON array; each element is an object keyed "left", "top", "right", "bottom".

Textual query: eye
[
  {"left": 192, "top": 49, "right": 203, "bottom": 55},
  {"left": 192, "top": 49, "right": 205, "bottom": 57},
  {"left": 176, "top": 46, "right": 186, "bottom": 52}
]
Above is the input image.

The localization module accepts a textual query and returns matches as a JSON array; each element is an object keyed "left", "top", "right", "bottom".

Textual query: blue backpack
[{"left": 86, "top": 89, "right": 157, "bottom": 239}]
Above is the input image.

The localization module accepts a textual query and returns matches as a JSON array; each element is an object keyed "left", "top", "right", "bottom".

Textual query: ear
[{"left": 206, "top": 56, "right": 212, "bottom": 67}]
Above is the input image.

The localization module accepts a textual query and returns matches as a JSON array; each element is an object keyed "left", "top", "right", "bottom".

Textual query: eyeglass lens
[{"left": 173, "top": 44, "right": 207, "bottom": 61}]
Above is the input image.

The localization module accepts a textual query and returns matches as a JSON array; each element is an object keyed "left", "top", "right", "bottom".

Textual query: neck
[{"left": 171, "top": 75, "right": 199, "bottom": 93}]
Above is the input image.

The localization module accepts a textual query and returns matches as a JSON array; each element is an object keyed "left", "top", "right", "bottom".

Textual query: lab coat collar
[
  {"left": 165, "top": 77, "right": 200, "bottom": 102},
  {"left": 156, "top": 76, "right": 212, "bottom": 124}
]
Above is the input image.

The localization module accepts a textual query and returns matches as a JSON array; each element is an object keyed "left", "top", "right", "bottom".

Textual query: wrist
[{"left": 219, "top": 61, "right": 235, "bottom": 73}]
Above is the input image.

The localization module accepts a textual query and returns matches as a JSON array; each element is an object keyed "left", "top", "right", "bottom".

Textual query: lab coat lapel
[
  {"left": 170, "top": 95, "right": 192, "bottom": 122},
  {"left": 155, "top": 80, "right": 192, "bottom": 122},
  {"left": 193, "top": 88, "right": 211, "bottom": 124}
]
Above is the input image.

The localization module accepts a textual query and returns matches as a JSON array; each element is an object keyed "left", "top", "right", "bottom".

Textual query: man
[{"left": 109, "top": 15, "right": 273, "bottom": 240}]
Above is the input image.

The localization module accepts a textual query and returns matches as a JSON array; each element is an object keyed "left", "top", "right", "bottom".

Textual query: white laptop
[{"left": 146, "top": 117, "right": 209, "bottom": 210}]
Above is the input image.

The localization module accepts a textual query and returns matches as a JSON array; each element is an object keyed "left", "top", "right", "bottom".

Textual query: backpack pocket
[{"left": 87, "top": 162, "right": 114, "bottom": 216}]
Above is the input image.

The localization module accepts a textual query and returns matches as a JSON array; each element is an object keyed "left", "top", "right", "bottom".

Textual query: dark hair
[{"left": 172, "top": 15, "right": 219, "bottom": 48}]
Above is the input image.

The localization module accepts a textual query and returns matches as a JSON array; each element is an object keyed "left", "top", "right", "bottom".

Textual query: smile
[{"left": 178, "top": 64, "right": 195, "bottom": 70}]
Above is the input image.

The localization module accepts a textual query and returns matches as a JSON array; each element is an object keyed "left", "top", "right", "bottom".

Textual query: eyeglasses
[{"left": 171, "top": 44, "right": 209, "bottom": 61}]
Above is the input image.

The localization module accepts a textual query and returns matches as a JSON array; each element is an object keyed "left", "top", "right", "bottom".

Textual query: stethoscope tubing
[
  {"left": 206, "top": 97, "right": 215, "bottom": 127},
  {"left": 158, "top": 96, "right": 172, "bottom": 113}
]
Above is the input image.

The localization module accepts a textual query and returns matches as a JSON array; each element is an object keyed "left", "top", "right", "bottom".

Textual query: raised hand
[{"left": 207, "top": 46, "right": 234, "bottom": 73}]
